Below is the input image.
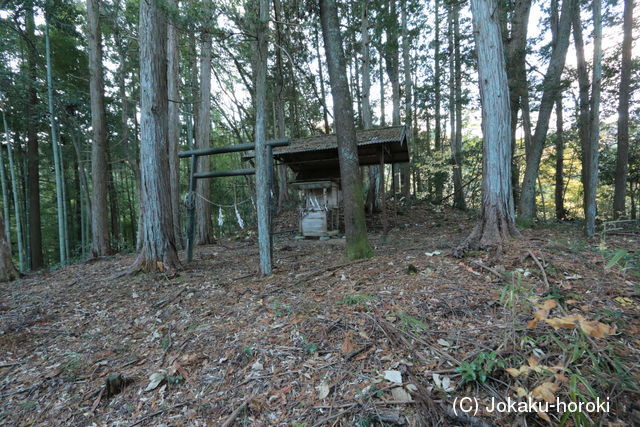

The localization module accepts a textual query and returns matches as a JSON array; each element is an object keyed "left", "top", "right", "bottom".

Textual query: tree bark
[
  {"left": 87, "top": 0, "right": 111, "bottom": 257},
  {"left": 400, "top": 0, "right": 411, "bottom": 198},
  {"left": 274, "top": 0, "right": 289, "bottom": 212},
  {"left": 195, "top": 13, "right": 214, "bottom": 245},
  {"left": 133, "top": 0, "right": 179, "bottom": 272},
  {"left": 320, "top": 0, "right": 373, "bottom": 260},
  {"left": 554, "top": 95, "right": 565, "bottom": 220},
  {"left": 501, "top": 0, "right": 532, "bottom": 207},
  {"left": 3, "top": 114, "right": 24, "bottom": 270},
  {"left": 361, "top": 1, "right": 379, "bottom": 213},
  {"left": 379, "top": 46, "right": 386, "bottom": 127},
  {"left": 24, "top": 0, "right": 43, "bottom": 269},
  {"left": 518, "top": 0, "right": 575, "bottom": 221},
  {"left": 613, "top": 0, "right": 634, "bottom": 218},
  {"left": 167, "top": 0, "right": 182, "bottom": 246},
  {"left": 585, "top": 0, "right": 602, "bottom": 236},
  {"left": 254, "top": 0, "right": 273, "bottom": 275},
  {"left": 0, "top": 211, "right": 18, "bottom": 282},
  {"left": 45, "top": 18, "right": 69, "bottom": 264},
  {"left": 452, "top": 1, "right": 465, "bottom": 209},
  {"left": 456, "top": 0, "right": 518, "bottom": 256},
  {"left": 314, "top": 23, "right": 331, "bottom": 134},
  {"left": 0, "top": 123, "right": 10, "bottom": 249},
  {"left": 432, "top": 0, "right": 445, "bottom": 203},
  {"left": 573, "top": 6, "right": 591, "bottom": 214}
]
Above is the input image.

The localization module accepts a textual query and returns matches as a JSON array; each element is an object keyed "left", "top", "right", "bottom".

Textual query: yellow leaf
[
  {"left": 614, "top": 296, "right": 635, "bottom": 308},
  {"left": 505, "top": 366, "right": 530, "bottom": 378},
  {"left": 545, "top": 315, "right": 582, "bottom": 329},
  {"left": 532, "top": 382, "right": 559, "bottom": 403},
  {"left": 527, "top": 300, "right": 558, "bottom": 329},
  {"left": 578, "top": 318, "right": 615, "bottom": 338},
  {"left": 536, "top": 409, "right": 552, "bottom": 423},
  {"left": 506, "top": 368, "right": 522, "bottom": 377},
  {"left": 516, "top": 387, "right": 528, "bottom": 397},
  {"left": 527, "top": 356, "right": 539, "bottom": 367},
  {"left": 156, "top": 261, "right": 165, "bottom": 271}
]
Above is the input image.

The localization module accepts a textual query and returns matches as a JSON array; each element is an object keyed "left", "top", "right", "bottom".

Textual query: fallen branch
[
  {"left": 311, "top": 403, "right": 358, "bottom": 427},
  {"left": 221, "top": 396, "right": 254, "bottom": 427},
  {"left": 526, "top": 250, "right": 550, "bottom": 289},
  {"left": 0, "top": 362, "right": 22, "bottom": 368},
  {"left": 129, "top": 401, "right": 190, "bottom": 427}
]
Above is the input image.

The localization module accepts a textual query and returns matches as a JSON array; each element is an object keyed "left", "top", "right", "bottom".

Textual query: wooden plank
[
  {"left": 179, "top": 139, "right": 290, "bottom": 158},
  {"left": 194, "top": 169, "right": 255, "bottom": 179},
  {"left": 186, "top": 154, "right": 198, "bottom": 262}
]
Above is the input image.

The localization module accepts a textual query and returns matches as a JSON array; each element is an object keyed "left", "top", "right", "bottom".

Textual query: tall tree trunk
[
  {"left": 518, "top": 0, "right": 575, "bottom": 221},
  {"left": 320, "top": 0, "right": 373, "bottom": 260},
  {"left": 573, "top": 7, "right": 591, "bottom": 216},
  {"left": 274, "top": 0, "right": 289, "bottom": 212},
  {"left": 361, "top": 1, "right": 379, "bottom": 212},
  {"left": 456, "top": 0, "right": 518, "bottom": 255},
  {"left": 585, "top": 0, "right": 602, "bottom": 236},
  {"left": 554, "top": 96, "right": 565, "bottom": 220},
  {"left": 45, "top": 18, "right": 69, "bottom": 264},
  {"left": 314, "top": 23, "right": 331, "bottom": 134},
  {"left": 195, "top": 14, "right": 214, "bottom": 245},
  {"left": 501, "top": 0, "right": 532, "bottom": 207},
  {"left": 452, "top": 1, "right": 465, "bottom": 209},
  {"left": 0, "top": 211, "right": 18, "bottom": 282},
  {"left": 69, "top": 128, "right": 91, "bottom": 254},
  {"left": 400, "top": 0, "right": 411, "bottom": 198},
  {"left": 613, "top": 0, "right": 634, "bottom": 218},
  {"left": 254, "top": 0, "right": 272, "bottom": 275},
  {"left": 167, "top": 0, "right": 181, "bottom": 246},
  {"left": 0, "top": 117, "right": 10, "bottom": 250},
  {"left": 385, "top": 1, "right": 401, "bottom": 127},
  {"left": 24, "top": 0, "right": 42, "bottom": 269},
  {"left": 550, "top": 0, "right": 565, "bottom": 221},
  {"left": 384, "top": 0, "right": 401, "bottom": 196},
  {"left": 3, "top": 115, "right": 24, "bottom": 270},
  {"left": 133, "top": 0, "right": 179, "bottom": 272},
  {"left": 107, "top": 153, "right": 121, "bottom": 244},
  {"left": 433, "top": 0, "right": 446, "bottom": 203},
  {"left": 379, "top": 47, "right": 386, "bottom": 127},
  {"left": 86, "top": 0, "right": 110, "bottom": 257}
]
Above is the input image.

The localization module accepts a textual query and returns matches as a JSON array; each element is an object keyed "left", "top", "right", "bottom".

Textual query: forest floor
[{"left": 1, "top": 201, "right": 639, "bottom": 426}]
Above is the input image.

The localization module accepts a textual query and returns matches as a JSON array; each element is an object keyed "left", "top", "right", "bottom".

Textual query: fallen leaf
[
  {"left": 145, "top": 371, "right": 166, "bottom": 392},
  {"left": 578, "top": 318, "right": 615, "bottom": 338},
  {"left": 341, "top": 333, "right": 354, "bottom": 355},
  {"left": 536, "top": 409, "right": 552, "bottom": 423},
  {"left": 391, "top": 386, "right": 413, "bottom": 402},
  {"left": 437, "top": 338, "right": 451, "bottom": 347},
  {"left": 318, "top": 382, "right": 330, "bottom": 399},
  {"left": 384, "top": 370, "right": 403, "bottom": 384},
  {"left": 505, "top": 366, "right": 530, "bottom": 377},
  {"left": 532, "top": 381, "right": 559, "bottom": 403},
  {"left": 527, "top": 299, "right": 558, "bottom": 328},
  {"left": 545, "top": 315, "right": 582, "bottom": 329}
]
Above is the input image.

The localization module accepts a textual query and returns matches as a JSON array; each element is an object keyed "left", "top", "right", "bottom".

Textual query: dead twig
[
  {"left": 128, "top": 401, "right": 190, "bottom": 427},
  {"left": 0, "top": 362, "right": 22, "bottom": 368},
  {"left": 311, "top": 403, "right": 358, "bottom": 427},
  {"left": 221, "top": 396, "right": 254, "bottom": 427},
  {"left": 526, "top": 249, "right": 550, "bottom": 289}
]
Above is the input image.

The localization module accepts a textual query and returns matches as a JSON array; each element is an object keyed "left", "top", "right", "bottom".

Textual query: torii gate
[{"left": 178, "top": 138, "right": 290, "bottom": 275}]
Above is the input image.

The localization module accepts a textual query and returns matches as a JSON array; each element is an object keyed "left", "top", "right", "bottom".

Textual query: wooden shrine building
[{"left": 272, "top": 125, "right": 410, "bottom": 237}]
